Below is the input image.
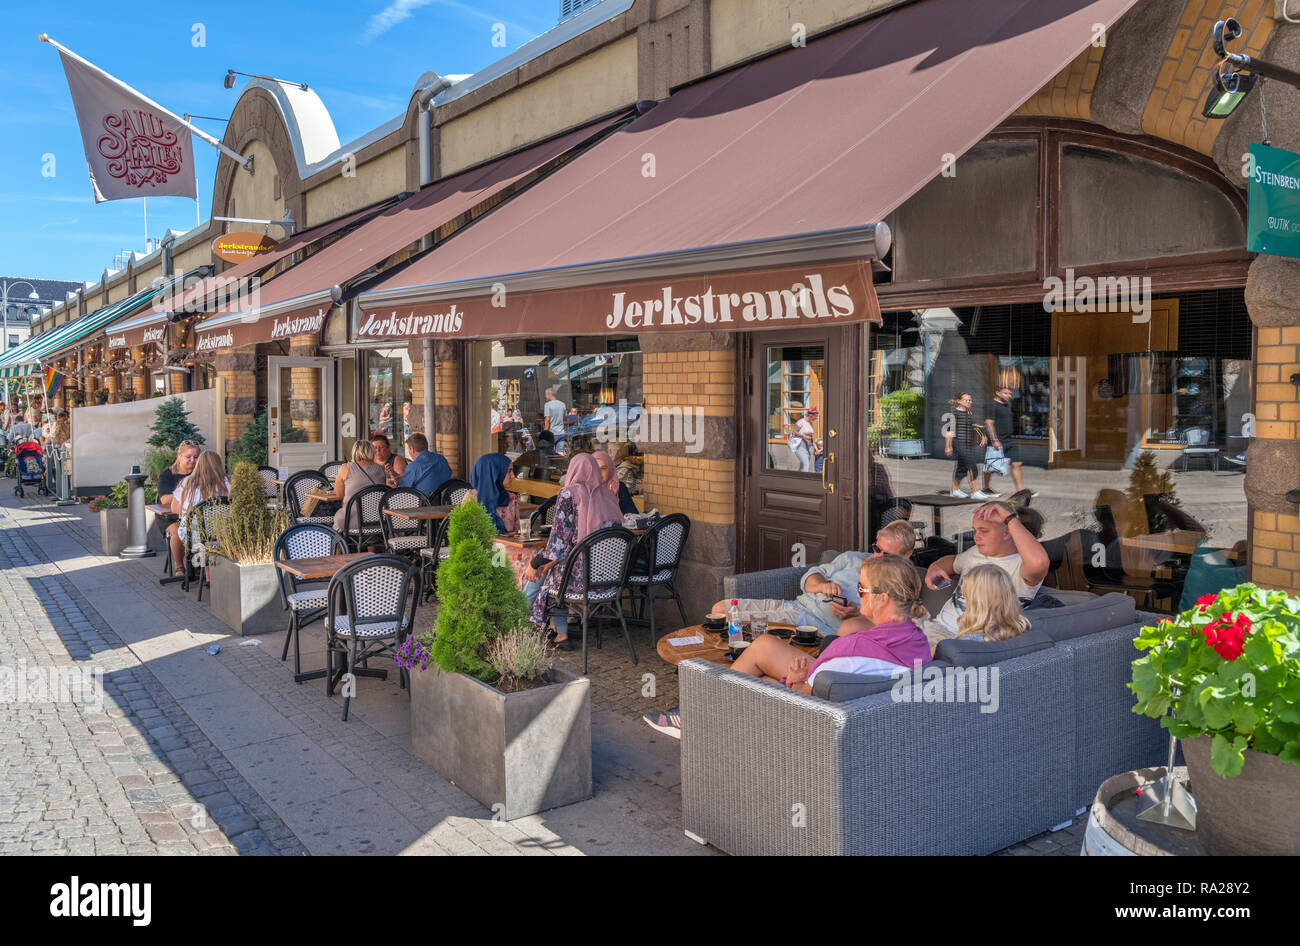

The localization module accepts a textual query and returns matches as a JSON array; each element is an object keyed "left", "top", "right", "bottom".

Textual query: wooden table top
[
  {"left": 384, "top": 505, "right": 455, "bottom": 520},
  {"left": 1121, "top": 530, "right": 1204, "bottom": 556},
  {"left": 493, "top": 532, "right": 550, "bottom": 549},
  {"left": 274, "top": 553, "right": 371, "bottom": 580},
  {"left": 904, "top": 493, "right": 984, "bottom": 508},
  {"left": 656, "top": 623, "right": 815, "bottom": 667}
]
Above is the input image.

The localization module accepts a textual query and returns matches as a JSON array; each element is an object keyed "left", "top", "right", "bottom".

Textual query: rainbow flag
[{"left": 43, "top": 366, "right": 63, "bottom": 400}]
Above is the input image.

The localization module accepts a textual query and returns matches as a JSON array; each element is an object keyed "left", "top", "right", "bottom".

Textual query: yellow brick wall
[
  {"left": 640, "top": 348, "right": 735, "bottom": 526},
  {"left": 220, "top": 361, "right": 257, "bottom": 452},
  {"left": 1014, "top": 44, "right": 1103, "bottom": 121},
  {"left": 1249, "top": 325, "right": 1300, "bottom": 593},
  {"left": 435, "top": 356, "right": 460, "bottom": 476}
]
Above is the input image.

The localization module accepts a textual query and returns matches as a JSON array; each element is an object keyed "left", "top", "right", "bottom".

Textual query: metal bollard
[
  {"left": 120, "top": 466, "right": 156, "bottom": 559},
  {"left": 56, "top": 445, "right": 76, "bottom": 506}
]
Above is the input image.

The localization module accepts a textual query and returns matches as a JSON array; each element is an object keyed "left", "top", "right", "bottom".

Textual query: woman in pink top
[{"left": 731, "top": 554, "right": 931, "bottom": 693}]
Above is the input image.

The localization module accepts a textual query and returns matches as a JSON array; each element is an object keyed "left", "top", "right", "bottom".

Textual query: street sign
[{"left": 1247, "top": 142, "right": 1300, "bottom": 258}]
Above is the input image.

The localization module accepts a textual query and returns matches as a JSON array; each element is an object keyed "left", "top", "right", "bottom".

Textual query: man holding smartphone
[{"left": 711, "top": 520, "right": 916, "bottom": 636}]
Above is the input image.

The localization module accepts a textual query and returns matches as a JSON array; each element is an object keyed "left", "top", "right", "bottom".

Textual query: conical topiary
[
  {"left": 147, "top": 396, "right": 204, "bottom": 450},
  {"left": 428, "top": 501, "right": 530, "bottom": 681}
]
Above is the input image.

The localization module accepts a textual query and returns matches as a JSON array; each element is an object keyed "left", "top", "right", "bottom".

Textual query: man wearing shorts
[{"left": 983, "top": 385, "right": 1030, "bottom": 495}]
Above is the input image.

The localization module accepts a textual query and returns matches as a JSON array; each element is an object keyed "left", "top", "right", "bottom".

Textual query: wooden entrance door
[{"left": 739, "top": 326, "right": 861, "bottom": 572}]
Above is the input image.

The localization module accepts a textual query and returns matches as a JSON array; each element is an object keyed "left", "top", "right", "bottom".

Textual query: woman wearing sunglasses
[{"left": 729, "top": 554, "right": 931, "bottom": 694}]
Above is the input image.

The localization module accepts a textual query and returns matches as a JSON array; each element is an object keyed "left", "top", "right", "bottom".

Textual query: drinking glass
[
  {"left": 519, "top": 518, "right": 532, "bottom": 541},
  {"left": 751, "top": 613, "right": 768, "bottom": 639}
]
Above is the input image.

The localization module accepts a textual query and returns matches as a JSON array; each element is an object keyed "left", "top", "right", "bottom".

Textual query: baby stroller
[{"left": 14, "top": 439, "right": 48, "bottom": 498}]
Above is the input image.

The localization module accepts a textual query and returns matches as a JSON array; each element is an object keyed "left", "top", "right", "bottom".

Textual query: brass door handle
[{"left": 821, "top": 449, "right": 835, "bottom": 493}]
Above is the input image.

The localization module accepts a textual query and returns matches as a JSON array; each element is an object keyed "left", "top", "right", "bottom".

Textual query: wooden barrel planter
[{"left": 1082, "top": 767, "right": 1207, "bottom": 856}]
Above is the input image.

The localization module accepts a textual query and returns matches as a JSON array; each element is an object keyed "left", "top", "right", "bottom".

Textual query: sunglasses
[{"left": 857, "top": 583, "right": 881, "bottom": 597}]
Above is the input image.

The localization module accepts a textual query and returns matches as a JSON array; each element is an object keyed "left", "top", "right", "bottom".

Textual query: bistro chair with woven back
[
  {"left": 274, "top": 523, "right": 348, "bottom": 679},
  {"left": 542, "top": 525, "right": 639, "bottom": 674},
  {"left": 380, "top": 486, "right": 431, "bottom": 559},
  {"left": 324, "top": 554, "right": 421, "bottom": 721},
  {"left": 285, "top": 470, "right": 334, "bottom": 526},
  {"left": 183, "top": 497, "right": 231, "bottom": 602},
  {"left": 432, "top": 478, "right": 472, "bottom": 506},
  {"left": 340, "top": 484, "right": 389, "bottom": 552},
  {"left": 257, "top": 466, "right": 280, "bottom": 502},
  {"left": 319, "top": 459, "right": 345, "bottom": 485},
  {"left": 625, "top": 513, "right": 691, "bottom": 647},
  {"left": 528, "top": 495, "right": 558, "bottom": 534}
]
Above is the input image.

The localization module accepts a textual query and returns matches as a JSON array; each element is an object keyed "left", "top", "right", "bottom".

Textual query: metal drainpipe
[
  {"left": 423, "top": 339, "right": 435, "bottom": 446},
  {"left": 416, "top": 76, "right": 451, "bottom": 187}
]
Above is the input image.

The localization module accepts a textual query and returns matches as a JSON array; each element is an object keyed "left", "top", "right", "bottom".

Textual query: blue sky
[{"left": 0, "top": 0, "right": 559, "bottom": 283}]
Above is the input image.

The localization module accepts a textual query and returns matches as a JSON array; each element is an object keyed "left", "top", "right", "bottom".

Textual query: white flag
[{"left": 57, "top": 50, "right": 196, "bottom": 202}]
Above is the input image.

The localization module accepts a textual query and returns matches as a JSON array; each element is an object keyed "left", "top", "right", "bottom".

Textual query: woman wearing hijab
[
  {"left": 592, "top": 450, "right": 637, "bottom": 516},
  {"left": 522, "top": 453, "right": 623, "bottom": 645},
  {"left": 468, "top": 452, "right": 517, "bottom": 534}
]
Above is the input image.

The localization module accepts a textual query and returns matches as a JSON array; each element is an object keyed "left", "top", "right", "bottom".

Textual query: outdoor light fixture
[
  {"left": 224, "top": 69, "right": 309, "bottom": 92},
  {"left": 1202, "top": 18, "right": 1300, "bottom": 120}
]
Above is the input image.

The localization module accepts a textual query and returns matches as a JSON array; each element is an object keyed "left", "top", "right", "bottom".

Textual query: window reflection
[
  {"left": 766, "top": 345, "right": 825, "bottom": 472},
  {"left": 869, "top": 291, "right": 1250, "bottom": 613}
]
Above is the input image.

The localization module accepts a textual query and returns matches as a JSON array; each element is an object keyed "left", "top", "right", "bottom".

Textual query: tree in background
[{"left": 146, "top": 397, "right": 204, "bottom": 450}]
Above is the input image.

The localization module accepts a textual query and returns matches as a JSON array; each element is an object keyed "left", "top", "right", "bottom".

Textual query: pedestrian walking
[{"left": 945, "top": 392, "right": 990, "bottom": 499}]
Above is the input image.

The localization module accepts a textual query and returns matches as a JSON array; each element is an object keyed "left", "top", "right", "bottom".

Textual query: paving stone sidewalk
[{"left": 0, "top": 492, "right": 1086, "bottom": 856}]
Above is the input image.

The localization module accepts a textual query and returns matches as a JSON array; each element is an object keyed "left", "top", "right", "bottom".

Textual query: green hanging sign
[{"left": 1247, "top": 142, "right": 1300, "bottom": 259}]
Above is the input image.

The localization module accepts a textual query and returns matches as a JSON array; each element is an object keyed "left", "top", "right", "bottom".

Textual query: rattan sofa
[{"left": 682, "top": 565, "right": 1167, "bottom": 855}]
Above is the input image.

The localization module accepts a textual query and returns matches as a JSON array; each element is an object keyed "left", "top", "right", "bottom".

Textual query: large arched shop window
[{"left": 1058, "top": 145, "right": 1245, "bottom": 266}]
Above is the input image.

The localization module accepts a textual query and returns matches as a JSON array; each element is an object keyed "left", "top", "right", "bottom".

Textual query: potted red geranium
[{"left": 1130, "top": 582, "right": 1300, "bottom": 855}]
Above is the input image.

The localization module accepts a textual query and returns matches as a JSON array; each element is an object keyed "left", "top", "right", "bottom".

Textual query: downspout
[
  {"left": 416, "top": 75, "right": 453, "bottom": 188},
  {"left": 423, "top": 339, "right": 435, "bottom": 446}
]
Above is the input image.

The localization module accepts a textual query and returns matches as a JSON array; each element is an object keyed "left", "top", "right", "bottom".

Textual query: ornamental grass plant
[
  {"left": 1130, "top": 582, "right": 1300, "bottom": 777},
  {"left": 210, "top": 461, "right": 287, "bottom": 565}
]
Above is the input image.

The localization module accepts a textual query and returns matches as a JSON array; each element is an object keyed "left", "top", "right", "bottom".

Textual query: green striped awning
[{"left": 0, "top": 272, "right": 192, "bottom": 379}]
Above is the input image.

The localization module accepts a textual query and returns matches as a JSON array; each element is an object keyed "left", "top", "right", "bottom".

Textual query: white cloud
[{"left": 361, "top": 0, "right": 541, "bottom": 44}]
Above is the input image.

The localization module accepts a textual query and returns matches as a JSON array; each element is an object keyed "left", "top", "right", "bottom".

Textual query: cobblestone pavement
[
  {"left": 0, "top": 490, "right": 1084, "bottom": 856},
  {"left": 0, "top": 516, "right": 302, "bottom": 855}
]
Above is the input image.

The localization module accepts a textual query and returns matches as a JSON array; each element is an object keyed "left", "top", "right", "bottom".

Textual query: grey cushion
[
  {"left": 934, "top": 627, "right": 1054, "bottom": 667},
  {"left": 811, "top": 660, "right": 954, "bottom": 703},
  {"left": 1028, "top": 592, "right": 1135, "bottom": 642}
]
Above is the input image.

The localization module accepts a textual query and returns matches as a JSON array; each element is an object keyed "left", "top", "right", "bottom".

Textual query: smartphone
[
  {"left": 821, "top": 593, "right": 850, "bottom": 607},
  {"left": 931, "top": 575, "right": 952, "bottom": 589}
]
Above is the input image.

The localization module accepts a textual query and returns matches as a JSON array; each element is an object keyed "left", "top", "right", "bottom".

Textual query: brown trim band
[{"left": 354, "top": 260, "right": 881, "bottom": 341}]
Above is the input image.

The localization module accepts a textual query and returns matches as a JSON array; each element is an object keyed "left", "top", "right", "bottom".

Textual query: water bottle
[{"left": 727, "top": 599, "right": 743, "bottom": 647}]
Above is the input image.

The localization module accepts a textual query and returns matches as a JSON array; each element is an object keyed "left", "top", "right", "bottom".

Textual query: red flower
[
  {"left": 1196, "top": 593, "right": 1218, "bottom": 612},
  {"left": 1200, "top": 611, "right": 1252, "bottom": 661}
]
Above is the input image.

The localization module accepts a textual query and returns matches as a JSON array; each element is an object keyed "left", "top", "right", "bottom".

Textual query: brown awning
[
  {"left": 356, "top": 0, "right": 1140, "bottom": 340},
  {"left": 192, "top": 115, "right": 624, "bottom": 353}
]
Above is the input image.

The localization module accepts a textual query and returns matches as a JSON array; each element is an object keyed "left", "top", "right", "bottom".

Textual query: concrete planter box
[
  {"left": 207, "top": 558, "right": 283, "bottom": 637},
  {"left": 410, "top": 665, "right": 591, "bottom": 820},
  {"left": 99, "top": 506, "right": 165, "bottom": 557}
]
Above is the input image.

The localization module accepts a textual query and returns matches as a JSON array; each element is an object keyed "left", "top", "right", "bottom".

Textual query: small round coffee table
[{"left": 655, "top": 624, "right": 820, "bottom": 667}]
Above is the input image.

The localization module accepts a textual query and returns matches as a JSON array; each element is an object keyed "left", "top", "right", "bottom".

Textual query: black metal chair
[
  {"left": 285, "top": 470, "right": 334, "bottom": 526},
  {"left": 274, "top": 523, "right": 348, "bottom": 680},
  {"left": 432, "top": 478, "right": 472, "bottom": 506},
  {"left": 257, "top": 466, "right": 280, "bottom": 501},
  {"left": 528, "top": 495, "right": 557, "bottom": 533},
  {"left": 320, "top": 460, "right": 345, "bottom": 485},
  {"left": 418, "top": 514, "right": 453, "bottom": 601},
  {"left": 543, "top": 525, "right": 638, "bottom": 674},
  {"left": 324, "top": 554, "right": 420, "bottom": 721},
  {"left": 380, "top": 486, "right": 430, "bottom": 558},
  {"left": 340, "top": 484, "right": 389, "bottom": 551},
  {"left": 625, "top": 513, "right": 691, "bottom": 647},
  {"left": 182, "top": 497, "right": 231, "bottom": 602}
]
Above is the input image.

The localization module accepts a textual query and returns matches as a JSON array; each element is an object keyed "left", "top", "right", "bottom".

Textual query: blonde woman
[
  {"left": 327, "top": 439, "right": 386, "bottom": 536},
  {"left": 159, "top": 440, "right": 201, "bottom": 576},
  {"left": 952, "top": 564, "right": 1031, "bottom": 643},
  {"left": 173, "top": 451, "right": 230, "bottom": 549}
]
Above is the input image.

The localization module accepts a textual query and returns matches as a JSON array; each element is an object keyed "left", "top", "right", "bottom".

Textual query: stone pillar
[
  {"left": 408, "top": 339, "right": 426, "bottom": 439},
  {"left": 637, "top": 331, "right": 737, "bottom": 620},
  {"left": 216, "top": 348, "right": 257, "bottom": 458},
  {"left": 105, "top": 368, "right": 119, "bottom": 405},
  {"left": 1243, "top": 256, "right": 1300, "bottom": 594},
  {"left": 434, "top": 340, "right": 461, "bottom": 476},
  {"left": 131, "top": 348, "right": 148, "bottom": 398}
]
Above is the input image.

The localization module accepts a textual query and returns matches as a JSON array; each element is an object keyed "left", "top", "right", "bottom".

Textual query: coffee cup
[{"left": 794, "top": 625, "right": 819, "bottom": 644}]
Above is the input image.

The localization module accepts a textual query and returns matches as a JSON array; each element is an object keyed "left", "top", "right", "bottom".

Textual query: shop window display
[{"left": 868, "top": 291, "right": 1250, "bottom": 614}]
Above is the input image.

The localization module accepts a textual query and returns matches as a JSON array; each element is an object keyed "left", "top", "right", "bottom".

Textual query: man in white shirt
[
  {"left": 543, "top": 387, "right": 566, "bottom": 437},
  {"left": 922, "top": 501, "right": 1049, "bottom": 645}
]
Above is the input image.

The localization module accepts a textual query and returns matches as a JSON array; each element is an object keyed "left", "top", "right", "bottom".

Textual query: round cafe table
[{"left": 655, "top": 623, "right": 819, "bottom": 667}]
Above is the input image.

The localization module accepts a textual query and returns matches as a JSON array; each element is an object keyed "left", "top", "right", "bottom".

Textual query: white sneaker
[
  {"left": 950, "top": 489, "right": 969, "bottom": 498},
  {"left": 971, "top": 490, "right": 993, "bottom": 500},
  {"left": 982, "top": 489, "right": 1002, "bottom": 497}
]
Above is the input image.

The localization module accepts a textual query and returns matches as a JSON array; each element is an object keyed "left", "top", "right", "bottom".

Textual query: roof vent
[{"left": 559, "top": 0, "right": 602, "bottom": 23}]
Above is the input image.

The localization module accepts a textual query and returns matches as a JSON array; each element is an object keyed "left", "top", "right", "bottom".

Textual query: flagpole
[
  {"left": 37, "top": 33, "right": 253, "bottom": 173},
  {"left": 143, "top": 197, "right": 148, "bottom": 252}
]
